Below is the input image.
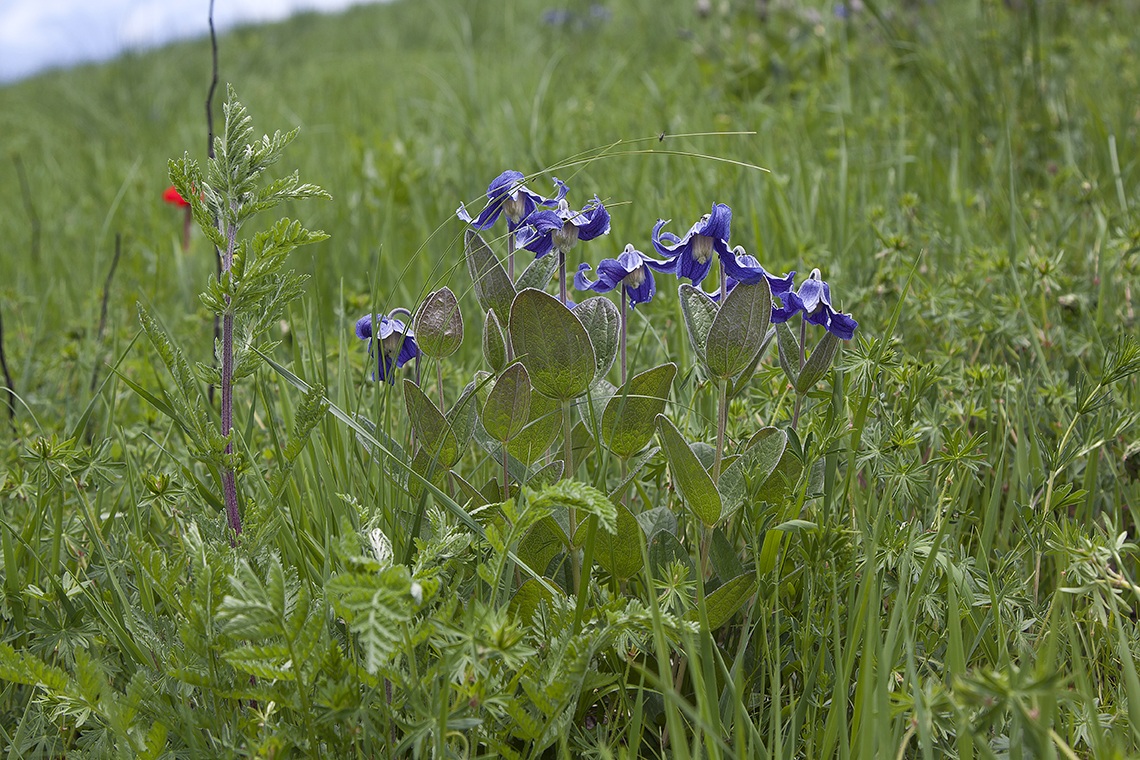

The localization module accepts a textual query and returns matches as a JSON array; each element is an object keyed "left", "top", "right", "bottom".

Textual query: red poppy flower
[{"left": 163, "top": 185, "right": 190, "bottom": 207}]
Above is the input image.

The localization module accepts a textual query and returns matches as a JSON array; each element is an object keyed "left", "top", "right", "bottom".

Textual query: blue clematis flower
[
  {"left": 713, "top": 246, "right": 796, "bottom": 300},
  {"left": 519, "top": 192, "right": 611, "bottom": 259},
  {"left": 773, "top": 269, "right": 858, "bottom": 339},
  {"left": 651, "top": 203, "right": 733, "bottom": 285},
  {"left": 574, "top": 244, "right": 663, "bottom": 308},
  {"left": 456, "top": 170, "right": 566, "bottom": 232},
  {"left": 355, "top": 313, "right": 420, "bottom": 383}
]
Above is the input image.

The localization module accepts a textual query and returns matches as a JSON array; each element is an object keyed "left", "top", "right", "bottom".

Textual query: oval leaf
[
  {"left": 518, "top": 516, "right": 568, "bottom": 579},
  {"left": 794, "top": 331, "right": 841, "bottom": 394},
  {"left": 678, "top": 283, "right": 719, "bottom": 367},
  {"left": 655, "top": 414, "right": 722, "bottom": 526},
  {"left": 517, "top": 251, "right": 560, "bottom": 291},
  {"left": 482, "top": 364, "right": 532, "bottom": 443},
  {"left": 509, "top": 288, "right": 595, "bottom": 401},
  {"left": 685, "top": 573, "right": 758, "bottom": 630},
  {"left": 776, "top": 321, "right": 801, "bottom": 388},
  {"left": 706, "top": 280, "right": 771, "bottom": 380},
  {"left": 650, "top": 530, "right": 694, "bottom": 581},
  {"left": 412, "top": 287, "right": 464, "bottom": 358},
  {"left": 402, "top": 379, "right": 460, "bottom": 467},
  {"left": 506, "top": 393, "right": 563, "bottom": 466},
  {"left": 574, "top": 296, "right": 620, "bottom": 382},
  {"left": 602, "top": 363, "right": 677, "bottom": 459},
  {"left": 573, "top": 501, "right": 644, "bottom": 580},
  {"left": 482, "top": 309, "right": 507, "bottom": 372},
  {"left": 465, "top": 229, "right": 515, "bottom": 326},
  {"left": 509, "top": 578, "right": 558, "bottom": 624},
  {"left": 718, "top": 426, "right": 788, "bottom": 516}
]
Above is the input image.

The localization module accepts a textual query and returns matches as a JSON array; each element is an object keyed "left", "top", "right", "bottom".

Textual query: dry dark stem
[
  {"left": 12, "top": 155, "right": 40, "bottom": 264},
  {"left": 90, "top": 233, "right": 123, "bottom": 393},
  {"left": 0, "top": 309, "right": 15, "bottom": 427},
  {"left": 206, "top": 0, "right": 221, "bottom": 406},
  {"left": 221, "top": 211, "right": 241, "bottom": 537}
]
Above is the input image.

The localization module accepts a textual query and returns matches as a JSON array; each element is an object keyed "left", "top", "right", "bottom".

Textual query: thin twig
[
  {"left": 0, "top": 309, "right": 15, "bottom": 426},
  {"left": 12, "top": 155, "right": 41, "bottom": 264},
  {"left": 207, "top": 0, "right": 221, "bottom": 406},
  {"left": 90, "top": 234, "right": 123, "bottom": 392}
]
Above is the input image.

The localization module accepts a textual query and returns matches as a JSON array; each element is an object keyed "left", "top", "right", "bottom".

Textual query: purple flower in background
[
  {"left": 456, "top": 170, "right": 566, "bottom": 232},
  {"left": 773, "top": 269, "right": 858, "bottom": 339},
  {"left": 519, "top": 192, "right": 611, "bottom": 258},
  {"left": 356, "top": 313, "right": 420, "bottom": 383},
  {"left": 651, "top": 203, "right": 732, "bottom": 285},
  {"left": 574, "top": 244, "right": 662, "bottom": 308},
  {"left": 718, "top": 246, "right": 796, "bottom": 296}
]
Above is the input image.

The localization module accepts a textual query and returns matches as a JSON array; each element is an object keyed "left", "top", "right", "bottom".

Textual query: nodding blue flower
[
  {"left": 574, "top": 244, "right": 663, "bottom": 308},
  {"left": 717, "top": 246, "right": 796, "bottom": 296},
  {"left": 355, "top": 313, "right": 420, "bottom": 383},
  {"left": 774, "top": 269, "right": 858, "bottom": 340},
  {"left": 456, "top": 170, "right": 567, "bottom": 232},
  {"left": 651, "top": 203, "right": 733, "bottom": 285},
  {"left": 518, "top": 189, "right": 611, "bottom": 258}
]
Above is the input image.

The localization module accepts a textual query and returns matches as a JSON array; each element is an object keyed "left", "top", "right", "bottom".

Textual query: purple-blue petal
[
  {"left": 355, "top": 315, "right": 374, "bottom": 340},
  {"left": 395, "top": 335, "right": 420, "bottom": 367},
  {"left": 699, "top": 203, "right": 732, "bottom": 242},
  {"left": 628, "top": 268, "right": 655, "bottom": 307},
  {"left": 573, "top": 197, "right": 611, "bottom": 241},
  {"left": 827, "top": 311, "right": 858, "bottom": 340},
  {"left": 675, "top": 247, "right": 714, "bottom": 285}
]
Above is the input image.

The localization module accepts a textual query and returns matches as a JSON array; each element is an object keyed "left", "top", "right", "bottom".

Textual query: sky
[{"left": 0, "top": 0, "right": 389, "bottom": 82}]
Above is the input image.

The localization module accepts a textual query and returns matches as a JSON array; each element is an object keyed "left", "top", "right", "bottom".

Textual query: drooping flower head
[
  {"left": 355, "top": 313, "right": 420, "bottom": 383},
  {"left": 456, "top": 170, "right": 566, "bottom": 232},
  {"left": 163, "top": 185, "right": 189, "bottom": 208},
  {"left": 518, "top": 187, "right": 611, "bottom": 259},
  {"left": 714, "top": 246, "right": 796, "bottom": 298},
  {"left": 651, "top": 203, "right": 732, "bottom": 285},
  {"left": 574, "top": 244, "right": 662, "bottom": 308},
  {"left": 772, "top": 269, "right": 858, "bottom": 340}
]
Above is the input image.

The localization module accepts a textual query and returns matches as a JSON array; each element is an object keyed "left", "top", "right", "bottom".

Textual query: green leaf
[
  {"left": 709, "top": 528, "right": 744, "bottom": 581},
  {"left": 465, "top": 229, "right": 515, "bottom": 326},
  {"left": 656, "top": 414, "right": 722, "bottom": 526},
  {"left": 509, "top": 578, "right": 558, "bottom": 624},
  {"left": 794, "top": 331, "right": 842, "bottom": 394},
  {"left": 518, "top": 516, "right": 568, "bottom": 579},
  {"left": 601, "top": 363, "right": 677, "bottom": 459},
  {"left": 635, "top": 506, "right": 677, "bottom": 539},
  {"left": 705, "top": 280, "right": 771, "bottom": 380},
  {"left": 608, "top": 445, "right": 659, "bottom": 502},
  {"left": 650, "top": 530, "right": 694, "bottom": 580},
  {"left": 517, "top": 251, "right": 560, "bottom": 291},
  {"left": 482, "top": 364, "right": 532, "bottom": 443},
  {"left": 482, "top": 309, "right": 507, "bottom": 372},
  {"left": 776, "top": 321, "right": 801, "bottom": 388},
  {"left": 574, "top": 501, "right": 643, "bottom": 580},
  {"left": 446, "top": 380, "right": 480, "bottom": 451},
  {"left": 574, "top": 296, "right": 620, "bottom": 382},
  {"left": 686, "top": 573, "right": 757, "bottom": 629},
  {"left": 402, "top": 379, "right": 459, "bottom": 467},
  {"left": 528, "top": 459, "right": 564, "bottom": 487},
  {"left": 509, "top": 288, "right": 595, "bottom": 401},
  {"left": 412, "top": 287, "right": 464, "bottom": 358},
  {"left": 506, "top": 392, "right": 563, "bottom": 466},
  {"left": 678, "top": 283, "right": 719, "bottom": 367},
  {"left": 754, "top": 447, "right": 804, "bottom": 508},
  {"left": 718, "top": 427, "right": 788, "bottom": 516},
  {"left": 528, "top": 480, "right": 617, "bottom": 539},
  {"left": 727, "top": 326, "right": 776, "bottom": 398},
  {"left": 409, "top": 447, "right": 450, "bottom": 503}
]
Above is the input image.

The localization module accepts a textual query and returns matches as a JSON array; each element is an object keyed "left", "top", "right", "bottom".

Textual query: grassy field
[{"left": 1, "top": 0, "right": 1139, "bottom": 756}]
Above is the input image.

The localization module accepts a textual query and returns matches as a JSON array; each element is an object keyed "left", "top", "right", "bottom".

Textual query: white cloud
[{"left": 0, "top": 0, "right": 390, "bottom": 82}]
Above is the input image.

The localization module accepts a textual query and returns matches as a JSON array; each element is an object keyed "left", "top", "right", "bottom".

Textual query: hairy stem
[
  {"left": 559, "top": 250, "right": 567, "bottom": 306},
  {"left": 507, "top": 229, "right": 515, "bottom": 282},
  {"left": 221, "top": 211, "right": 241, "bottom": 536},
  {"left": 563, "top": 397, "right": 579, "bottom": 592},
  {"left": 713, "top": 379, "right": 727, "bottom": 482},
  {"left": 792, "top": 316, "right": 807, "bottom": 430},
  {"left": 620, "top": 285, "right": 628, "bottom": 386}
]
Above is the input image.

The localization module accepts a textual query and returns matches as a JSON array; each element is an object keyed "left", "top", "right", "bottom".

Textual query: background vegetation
[{"left": 1, "top": 0, "right": 1138, "bottom": 756}]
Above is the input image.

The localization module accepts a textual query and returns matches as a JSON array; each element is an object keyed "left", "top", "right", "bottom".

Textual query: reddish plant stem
[{"left": 221, "top": 210, "right": 241, "bottom": 536}]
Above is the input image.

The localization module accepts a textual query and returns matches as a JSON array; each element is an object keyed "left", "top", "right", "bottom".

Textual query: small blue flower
[
  {"left": 651, "top": 203, "right": 733, "bottom": 285},
  {"left": 356, "top": 313, "right": 420, "bottom": 383},
  {"left": 456, "top": 170, "right": 566, "bottom": 232},
  {"left": 574, "top": 244, "right": 663, "bottom": 308},
  {"left": 717, "top": 246, "right": 796, "bottom": 296},
  {"left": 773, "top": 269, "right": 858, "bottom": 340},
  {"left": 519, "top": 190, "right": 611, "bottom": 258}
]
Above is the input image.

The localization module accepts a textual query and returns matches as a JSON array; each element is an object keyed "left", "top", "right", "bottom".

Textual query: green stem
[
  {"left": 563, "top": 397, "right": 579, "bottom": 592},
  {"left": 436, "top": 361, "right": 445, "bottom": 412},
  {"left": 508, "top": 229, "right": 516, "bottom": 282},
  {"left": 792, "top": 316, "right": 807, "bottom": 430},
  {"left": 620, "top": 285, "right": 628, "bottom": 385},
  {"left": 713, "top": 379, "right": 727, "bottom": 482},
  {"left": 559, "top": 250, "right": 567, "bottom": 306}
]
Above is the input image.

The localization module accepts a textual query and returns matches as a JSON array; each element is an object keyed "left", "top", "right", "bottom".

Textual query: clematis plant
[
  {"left": 519, "top": 188, "right": 610, "bottom": 305},
  {"left": 716, "top": 246, "right": 796, "bottom": 298},
  {"left": 651, "top": 202, "right": 732, "bottom": 288},
  {"left": 456, "top": 170, "right": 566, "bottom": 279},
  {"left": 356, "top": 312, "right": 420, "bottom": 384},
  {"left": 574, "top": 243, "right": 660, "bottom": 383}
]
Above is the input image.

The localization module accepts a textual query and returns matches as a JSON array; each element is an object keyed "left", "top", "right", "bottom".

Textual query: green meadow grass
[{"left": 1, "top": 0, "right": 1139, "bottom": 756}]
